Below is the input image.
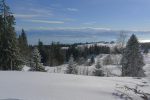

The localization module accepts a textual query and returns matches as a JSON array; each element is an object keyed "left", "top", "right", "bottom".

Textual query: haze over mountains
[{"left": 17, "top": 28, "right": 150, "bottom": 44}]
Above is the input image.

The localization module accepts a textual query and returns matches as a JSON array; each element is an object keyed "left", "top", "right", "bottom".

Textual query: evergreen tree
[
  {"left": 93, "top": 59, "right": 104, "bottom": 76},
  {"left": 38, "top": 40, "right": 49, "bottom": 65},
  {"left": 19, "top": 29, "right": 28, "bottom": 46},
  {"left": 31, "top": 47, "right": 45, "bottom": 72},
  {"left": 0, "top": 15, "right": 3, "bottom": 44},
  {"left": 90, "top": 56, "right": 95, "bottom": 64},
  {"left": 49, "top": 42, "right": 64, "bottom": 66},
  {"left": 143, "top": 47, "right": 149, "bottom": 54},
  {"left": 121, "top": 34, "right": 145, "bottom": 77},
  {"left": 66, "top": 55, "right": 77, "bottom": 74},
  {"left": 0, "top": 0, "right": 23, "bottom": 70},
  {"left": 18, "top": 29, "right": 29, "bottom": 65}
]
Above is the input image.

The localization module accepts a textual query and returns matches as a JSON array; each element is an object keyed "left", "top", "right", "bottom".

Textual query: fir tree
[
  {"left": 66, "top": 55, "right": 77, "bottom": 74},
  {"left": 121, "top": 34, "right": 145, "bottom": 77},
  {"left": 0, "top": 0, "right": 23, "bottom": 70},
  {"left": 31, "top": 47, "right": 45, "bottom": 72},
  {"left": 93, "top": 59, "right": 104, "bottom": 76}
]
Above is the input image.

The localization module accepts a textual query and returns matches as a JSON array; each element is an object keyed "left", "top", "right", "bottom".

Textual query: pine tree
[
  {"left": 121, "top": 34, "right": 145, "bottom": 77},
  {"left": 93, "top": 59, "right": 104, "bottom": 76},
  {"left": 31, "top": 47, "right": 45, "bottom": 72},
  {"left": 0, "top": 0, "right": 23, "bottom": 70},
  {"left": 66, "top": 55, "right": 77, "bottom": 74}
]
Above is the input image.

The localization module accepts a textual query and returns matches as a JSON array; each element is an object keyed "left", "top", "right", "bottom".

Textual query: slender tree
[
  {"left": 121, "top": 34, "right": 145, "bottom": 77},
  {"left": 0, "top": 0, "right": 23, "bottom": 70}
]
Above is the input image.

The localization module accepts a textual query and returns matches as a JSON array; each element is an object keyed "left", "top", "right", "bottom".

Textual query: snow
[
  {"left": 45, "top": 54, "right": 122, "bottom": 76},
  {"left": 0, "top": 71, "right": 149, "bottom": 100},
  {"left": 22, "top": 65, "right": 30, "bottom": 72},
  {"left": 6, "top": 53, "right": 150, "bottom": 100},
  {"left": 77, "top": 43, "right": 117, "bottom": 48}
]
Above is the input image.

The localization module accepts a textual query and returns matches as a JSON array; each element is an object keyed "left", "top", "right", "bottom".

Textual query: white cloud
[
  {"left": 22, "top": 27, "right": 112, "bottom": 31},
  {"left": 13, "top": 14, "right": 39, "bottom": 18},
  {"left": 29, "top": 8, "right": 53, "bottom": 16},
  {"left": 67, "top": 8, "right": 78, "bottom": 12},
  {"left": 13, "top": 7, "right": 54, "bottom": 19},
  {"left": 28, "top": 19, "right": 64, "bottom": 24},
  {"left": 83, "top": 22, "right": 97, "bottom": 25}
]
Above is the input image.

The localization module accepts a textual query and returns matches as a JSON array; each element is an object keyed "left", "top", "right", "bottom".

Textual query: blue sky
[{"left": 6, "top": 0, "right": 150, "bottom": 44}]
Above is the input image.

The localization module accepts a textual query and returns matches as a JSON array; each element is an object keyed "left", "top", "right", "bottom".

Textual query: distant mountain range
[{"left": 17, "top": 28, "right": 150, "bottom": 45}]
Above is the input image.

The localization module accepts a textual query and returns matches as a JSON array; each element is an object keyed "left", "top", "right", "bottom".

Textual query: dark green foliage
[
  {"left": 0, "top": 1, "right": 23, "bottom": 70},
  {"left": 30, "top": 42, "right": 111, "bottom": 66},
  {"left": 49, "top": 42, "right": 64, "bottom": 66},
  {"left": 38, "top": 40, "right": 49, "bottom": 66},
  {"left": 18, "top": 29, "right": 30, "bottom": 65},
  {"left": 66, "top": 44, "right": 110, "bottom": 63},
  {"left": 121, "top": 34, "right": 145, "bottom": 77}
]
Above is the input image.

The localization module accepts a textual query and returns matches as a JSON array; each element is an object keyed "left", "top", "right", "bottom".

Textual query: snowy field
[
  {"left": 0, "top": 71, "right": 149, "bottom": 100},
  {"left": 0, "top": 54, "right": 150, "bottom": 100}
]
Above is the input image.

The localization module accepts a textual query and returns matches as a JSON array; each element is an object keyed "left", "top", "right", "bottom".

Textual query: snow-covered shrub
[
  {"left": 103, "top": 54, "right": 113, "bottom": 65},
  {"left": 93, "top": 59, "right": 104, "bottom": 76},
  {"left": 30, "top": 47, "right": 46, "bottom": 72},
  {"left": 66, "top": 55, "right": 77, "bottom": 74}
]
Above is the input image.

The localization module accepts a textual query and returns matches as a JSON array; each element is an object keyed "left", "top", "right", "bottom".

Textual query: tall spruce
[
  {"left": 31, "top": 47, "right": 45, "bottom": 71},
  {"left": 121, "top": 34, "right": 145, "bottom": 77},
  {"left": 18, "top": 29, "right": 29, "bottom": 65},
  {"left": 0, "top": 0, "right": 22, "bottom": 70}
]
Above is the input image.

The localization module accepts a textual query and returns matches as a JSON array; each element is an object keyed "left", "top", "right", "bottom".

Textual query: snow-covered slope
[{"left": 0, "top": 71, "right": 149, "bottom": 100}]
